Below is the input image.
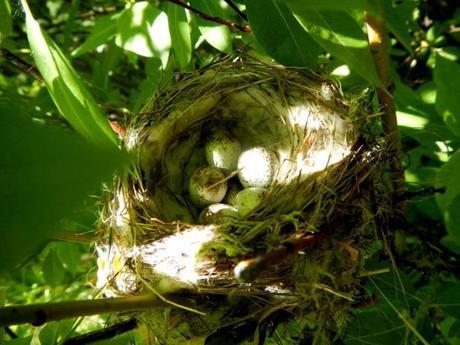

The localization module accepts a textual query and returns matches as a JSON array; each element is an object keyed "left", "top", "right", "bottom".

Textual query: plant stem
[
  {"left": 165, "top": 0, "right": 251, "bottom": 33},
  {"left": 365, "top": 11, "right": 407, "bottom": 217},
  {"left": 222, "top": 0, "right": 248, "bottom": 21},
  {"left": 0, "top": 294, "right": 179, "bottom": 326}
]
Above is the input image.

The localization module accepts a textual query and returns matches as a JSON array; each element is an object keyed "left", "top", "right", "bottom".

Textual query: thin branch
[
  {"left": 165, "top": 0, "right": 251, "bottom": 33},
  {"left": 50, "top": 231, "right": 97, "bottom": 244},
  {"left": 222, "top": 0, "right": 248, "bottom": 21},
  {"left": 234, "top": 232, "right": 326, "bottom": 282},
  {"left": 0, "top": 48, "right": 42, "bottom": 81},
  {"left": 63, "top": 318, "right": 137, "bottom": 345},
  {"left": 0, "top": 294, "right": 191, "bottom": 326},
  {"left": 365, "top": 10, "right": 407, "bottom": 217}
]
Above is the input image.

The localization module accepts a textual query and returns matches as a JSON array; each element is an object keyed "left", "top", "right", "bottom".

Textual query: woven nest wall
[{"left": 96, "top": 56, "right": 389, "bottom": 344}]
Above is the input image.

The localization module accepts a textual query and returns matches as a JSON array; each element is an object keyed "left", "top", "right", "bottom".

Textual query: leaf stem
[
  {"left": 165, "top": 0, "right": 251, "bottom": 33},
  {"left": 365, "top": 11, "right": 407, "bottom": 216}
]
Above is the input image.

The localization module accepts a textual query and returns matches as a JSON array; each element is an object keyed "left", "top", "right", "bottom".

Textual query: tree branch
[
  {"left": 365, "top": 10, "right": 407, "bottom": 216},
  {"left": 0, "top": 48, "right": 42, "bottom": 81},
  {"left": 222, "top": 0, "right": 248, "bottom": 21},
  {"left": 63, "top": 318, "right": 137, "bottom": 345},
  {"left": 0, "top": 294, "right": 190, "bottom": 326},
  {"left": 165, "top": 0, "right": 251, "bottom": 33}
]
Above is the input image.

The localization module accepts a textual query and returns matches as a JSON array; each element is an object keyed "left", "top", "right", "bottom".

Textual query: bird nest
[{"left": 96, "top": 56, "right": 389, "bottom": 344}]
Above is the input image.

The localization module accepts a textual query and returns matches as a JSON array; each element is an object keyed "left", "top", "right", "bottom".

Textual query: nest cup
[{"left": 97, "top": 56, "right": 386, "bottom": 344}]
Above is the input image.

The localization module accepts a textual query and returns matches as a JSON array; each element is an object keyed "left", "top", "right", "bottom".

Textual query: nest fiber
[{"left": 96, "top": 56, "right": 387, "bottom": 344}]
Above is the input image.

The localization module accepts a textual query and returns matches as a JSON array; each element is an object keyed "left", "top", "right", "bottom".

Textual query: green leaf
[
  {"left": 384, "top": 0, "right": 415, "bottom": 55},
  {"left": 43, "top": 250, "right": 66, "bottom": 286},
  {"left": 189, "top": 0, "right": 232, "bottom": 54},
  {"left": 0, "top": 109, "right": 128, "bottom": 274},
  {"left": 21, "top": 0, "right": 118, "bottom": 149},
  {"left": 287, "top": 7, "right": 383, "bottom": 87},
  {"left": 115, "top": 2, "right": 171, "bottom": 67},
  {"left": 72, "top": 13, "right": 120, "bottom": 57},
  {"left": 0, "top": 0, "right": 12, "bottom": 43},
  {"left": 275, "top": 0, "right": 375, "bottom": 12},
  {"left": 166, "top": 4, "right": 192, "bottom": 68},
  {"left": 4, "top": 337, "right": 33, "bottom": 345},
  {"left": 437, "top": 282, "right": 460, "bottom": 319},
  {"left": 434, "top": 52, "right": 460, "bottom": 138},
  {"left": 245, "top": 0, "right": 321, "bottom": 68},
  {"left": 56, "top": 242, "right": 81, "bottom": 274},
  {"left": 437, "top": 152, "right": 460, "bottom": 254}
]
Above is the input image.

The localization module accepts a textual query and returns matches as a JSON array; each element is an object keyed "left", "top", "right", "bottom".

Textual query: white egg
[
  {"left": 237, "top": 147, "right": 278, "bottom": 188},
  {"left": 205, "top": 130, "right": 241, "bottom": 172},
  {"left": 199, "top": 203, "right": 240, "bottom": 224},
  {"left": 189, "top": 166, "right": 228, "bottom": 207},
  {"left": 235, "top": 187, "right": 266, "bottom": 217}
]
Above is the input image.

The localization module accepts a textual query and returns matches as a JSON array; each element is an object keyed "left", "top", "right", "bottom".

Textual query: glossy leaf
[
  {"left": 288, "top": 6, "right": 383, "bottom": 86},
  {"left": 0, "top": 0, "right": 12, "bottom": 42},
  {"left": 190, "top": 0, "right": 232, "bottom": 54},
  {"left": 246, "top": 0, "right": 321, "bottom": 68},
  {"left": 21, "top": 0, "right": 118, "bottom": 149},
  {"left": 0, "top": 109, "right": 128, "bottom": 274},
  {"left": 115, "top": 1, "right": 171, "bottom": 67},
  {"left": 166, "top": 4, "right": 192, "bottom": 68},
  {"left": 434, "top": 52, "right": 460, "bottom": 138},
  {"left": 72, "top": 13, "right": 120, "bottom": 57}
]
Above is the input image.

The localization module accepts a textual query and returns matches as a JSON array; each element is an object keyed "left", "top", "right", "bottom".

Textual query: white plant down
[
  {"left": 189, "top": 166, "right": 228, "bottom": 207},
  {"left": 205, "top": 130, "right": 242, "bottom": 172},
  {"left": 237, "top": 147, "right": 279, "bottom": 188}
]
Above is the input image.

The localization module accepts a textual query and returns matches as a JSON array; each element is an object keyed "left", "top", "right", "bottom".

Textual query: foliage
[{"left": 0, "top": 0, "right": 459, "bottom": 344}]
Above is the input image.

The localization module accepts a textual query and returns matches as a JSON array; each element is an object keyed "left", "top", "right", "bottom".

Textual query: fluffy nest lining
[{"left": 96, "top": 56, "right": 388, "bottom": 344}]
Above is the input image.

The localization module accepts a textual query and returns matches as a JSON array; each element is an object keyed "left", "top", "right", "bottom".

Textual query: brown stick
[
  {"left": 222, "top": 0, "right": 248, "bottom": 21},
  {"left": 0, "top": 294, "right": 183, "bottom": 326},
  {"left": 0, "top": 48, "right": 42, "bottom": 81},
  {"left": 365, "top": 11, "right": 407, "bottom": 216},
  {"left": 165, "top": 0, "right": 251, "bottom": 33},
  {"left": 234, "top": 232, "right": 325, "bottom": 282}
]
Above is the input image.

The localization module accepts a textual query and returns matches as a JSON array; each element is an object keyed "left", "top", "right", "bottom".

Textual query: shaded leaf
[
  {"left": 0, "top": 0, "right": 12, "bottom": 42},
  {"left": 434, "top": 52, "right": 460, "bottom": 138},
  {"left": 56, "top": 242, "right": 82, "bottom": 274},
  {"left": 43, "top": 250, "right": 66, "bottom": 286},
  {"left": 190, "top": 0, "right": 232, "bottom": 54},
  {"left": 437, "top": 281, "right": 460, "bottom": 319},
  {"left": 115, "top": 1, "right": 171, "bottom": 67},
  {"left": 288, "top": 7, "right": 383, "bottom": 86},
  {"left": 21, "top": 0, "right": 118, "bottom": 149},
  {"left": 72, "top": 13, "right": 120, "bottom": 57},
  {"left": 246, "top": 0, "right": 321, "bottom": 68},
  {"left": 0, "top": 109, "right": 128, "bottom": 274},
  {"left": 384, "top": 0, "right": 415, "bottom": 55},
  {"left": 275, "top": 0, "right": 376, "bottom": 12},
  {"left": 166, "top": 3, "right": 192, "bottom": 68}
]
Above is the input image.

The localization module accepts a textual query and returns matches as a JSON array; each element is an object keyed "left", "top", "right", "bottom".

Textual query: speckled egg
[
  {"left": 189, "top": 166, "right": 228, "bottom": 207},
  {"left": 199, "top": 203, "right": 240, "bottom": 224},
  {"left": 237, "top": 147, "right": 278, "bottom": 188},
  {"left": 235, "top": 187, "right": 266, "bottom": 217},
  {"left": 205, "top": 130, "right": 241, "bottom": 172}
]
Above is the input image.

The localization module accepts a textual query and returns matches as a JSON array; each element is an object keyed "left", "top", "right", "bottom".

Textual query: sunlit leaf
[
  {"left": 166, "top": 4, "right": 192, "bottom": 68},
  {"left": 189, "top": 0, "right": 232, "bottom": 54},
  {"left": 287, "top": 6, "right": 383, "bottom": 86},
  {"left": 434, "top": 52, "right": 460, "bottom": 138},
  {"left": 0, "top": 109, "right": 128, "bottom": 274},
  {"left": 246, "top": 0, "right": 321, "bottom": 68},
  {"left": 72, "top": 13, "right": 120, "bottom": 57},
  {"left": 20, "top": 0, "right": 118, "bottom": 149},
  {"left": 115, "top": 1, "right": 171, "bottom": 67}
]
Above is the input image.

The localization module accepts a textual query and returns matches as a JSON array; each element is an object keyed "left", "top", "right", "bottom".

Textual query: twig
[
  {"left": 3, "top": 326, "right": 18, "bottom": 339},
  {"left": 165, "top": 0, "right": 251, "bottom": 33},
  {"left": 222, "top": 0, "right": 248, "bottom": 21},
  {"left": 63, "top": 318, "right": 137, "bottom": 345},
  {"left": 50, "top": 231, "right": 97, "bottom": 244},
  {"left": 0, "top": 294, "right": 189, "bottom": 326},
  {"left": 234, "top": 232, "right": 326, "bottom": 282},
  {"left": 0, "top": 48, "right": 42, "bottom": 80},
  {"left": 365, "top": 10, "right": 407, "bottom": 216},
  {"left": 401, "top": 186, "right": 446, "bottom": 200}
]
